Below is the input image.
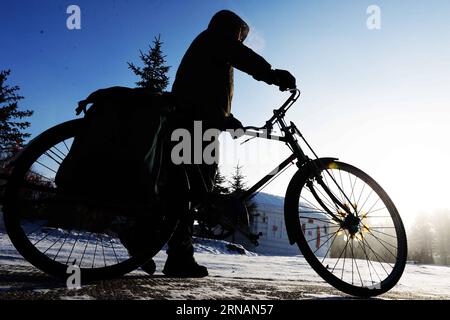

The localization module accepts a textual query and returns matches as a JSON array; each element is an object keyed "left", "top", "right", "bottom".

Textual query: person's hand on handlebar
[
  {"left": 270, "top": 69, "right": 296, "bottom": 91},
  {"left": 223, "top": 114, "right": 245, "bottom": 139}
]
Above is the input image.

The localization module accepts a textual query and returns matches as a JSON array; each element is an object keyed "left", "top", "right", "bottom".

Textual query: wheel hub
[{"left": 341, "top": 213, "right": 361, "bottom": 235}]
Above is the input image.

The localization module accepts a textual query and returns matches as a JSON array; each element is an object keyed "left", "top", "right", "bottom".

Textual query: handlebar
[{"left": 243, "top": 88, "right": 300, "bottom": 132}]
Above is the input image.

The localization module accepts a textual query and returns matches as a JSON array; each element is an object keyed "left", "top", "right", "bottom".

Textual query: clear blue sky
[{"left": 1, "top": 1, "right": 450, "bottom": 223}]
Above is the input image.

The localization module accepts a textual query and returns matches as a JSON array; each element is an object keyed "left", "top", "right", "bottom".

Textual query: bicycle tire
[
  {"left": 285, "top": 159, "right": 407, "bottom": 297},
  {"left": 3, "top": 119, "right": 178, "bottom": 281}
]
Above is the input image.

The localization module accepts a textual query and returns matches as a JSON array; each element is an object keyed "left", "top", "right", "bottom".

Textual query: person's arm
[
  {"left": 212, "top": 36, "right": 296, "bottom": 90},
  {"left": 215, "top": 37, "right": 274, "bottom": 83},
  {"left": 230, "top": 46, "right": 273, "bottom": 83}
]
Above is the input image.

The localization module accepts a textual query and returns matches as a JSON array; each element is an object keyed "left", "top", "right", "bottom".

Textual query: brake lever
[{"left": 240, "top": 136, "right": 256, "bottom": 145}]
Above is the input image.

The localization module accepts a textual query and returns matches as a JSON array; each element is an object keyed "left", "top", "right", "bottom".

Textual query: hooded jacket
[{"left": 172, "top": 10, "right": 274, "bottom": 129}]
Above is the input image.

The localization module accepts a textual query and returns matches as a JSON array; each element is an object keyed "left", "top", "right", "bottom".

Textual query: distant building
[{"left": 229, "top": 193, "right": 332, "bottom": 256}]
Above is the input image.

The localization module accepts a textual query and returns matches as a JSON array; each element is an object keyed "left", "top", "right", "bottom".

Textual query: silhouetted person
[{"left": 157, "top": 9, "right": 296, "bottom": 277}]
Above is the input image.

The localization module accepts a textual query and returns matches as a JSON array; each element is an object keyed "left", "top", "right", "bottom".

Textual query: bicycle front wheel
[{"left": 285, "top": 159, "right": 407, "bottom": 297}]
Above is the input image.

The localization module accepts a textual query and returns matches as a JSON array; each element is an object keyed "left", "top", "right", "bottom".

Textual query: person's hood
[{"left": 207, "top": 10, "right": 249, "bottom": 42}]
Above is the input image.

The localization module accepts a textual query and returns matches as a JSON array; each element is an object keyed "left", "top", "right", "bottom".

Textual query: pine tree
[
  {"left": 213, "top": 167, "right": 229, "bottom": 194},
  {"left": 229, "top": 164, "right": 247, "bottom": 193},
  {"left": 0, "top": 69, "right": 33, "bottom": 151},
  {"left": 229, "top": 164, "right": 257, "bottom": 220},
  {"left": 127, "top": 35, "right": 170, "bottom": 93}
]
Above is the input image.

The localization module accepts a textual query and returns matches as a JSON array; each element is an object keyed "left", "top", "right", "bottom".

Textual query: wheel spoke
[
  {"left": 35, "top": 160, "right": 57, "bottom": 174},
  {"left": 43, "top": 233, "right": 66, "bottom": 254},
  {"left": 322, "top": 169, "right": 346, "bottom": 211},
  {"left": 361, "top": 236, "right": 393, "bottom": 273},
  {"left": 79, "top": 232, "right": 93, "bottom": 267},
  {"left": 109, "top": 239, "right": 120, "bottom": 264},
  {"left": 100, "top": 236, "right": 107, "bottom": 267},
  {"left": 332, "top": 234, "right": 350, "bottom": 273},
  {"left": 351, "top": 239, "right": 364, "bottom": 286},
  {"left": 32, "top": 232, "right": 51, "bottom": 246},
  {"left": 313, "top": 228, "right": 341, "bottom": 255},
  {"left": 341, "top": 238, "right": 347, "bottom": 280},
  {"left": 52, "top": 145, "right": 68, "bottom": 159},
  {"left": 359, "top": 189, "right": 374, "bottom": 215},
  {"left": 91, "top": 235, "right": 99, "bottom": 268},
  {"left": 303, "top": 225, "right": 339, "bottom": 231},
  {"left": 63, "top": 204, "right": 85, "bottom": 265},
  {"left": 300, "top": 195, "right": 329, "bottom": 214},
  {"left": 43, "top": 151, "right": 62, "bottom": 166},
  {"left": 321, "top": 227, "right": 340, "bottom": 264},
  {"left": 365, "top": 206, "right": 387, "bottom": 215},
  {"left": 355, "top": 180, "right": 366, "bottom": 216},
  {"left": 347, "top": 171, "right": 357, "bottom": 207},
  {"left": 53, "top": 229, "right": 71, "bottom": 261},
  {"left": 365, "top": 197, "right": 382, "bottom": 218},
  {"left": 368, "top": 226, "right": 396, "bottom": 229},
  {"left": 66, "top": 229, "right": 82, "bottom": 265},
  {"left": 356, "top": 236, "right": 381, "bottom": 284},
  {"left": 322, "top": 167, "right": 358, "bottom": 214},
  {"left": 366, "top": 230, "right": 398, "bottom": 255},
  {"left": 329, "top": 168, "right": 346, "bottom": 206},
  {"left": 307, "top": 230, "right": 342, "bottom": 244},
  {"left": 299, "top": 216, "right": 335, "bottom": 225},
  {"left": 62, "top": 140, "right": 70, "bottom": 153},
  {"left": 47, "top": 148, "right": 65, "bottom": 163},
  {"left": 369, "top": 228, "right": 398, "bottom": 238},
  {"left": 351, "top": 240, "right": 354, "bottom": 284}
]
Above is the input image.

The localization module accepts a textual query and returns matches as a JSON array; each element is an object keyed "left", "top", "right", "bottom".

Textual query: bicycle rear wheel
[
  {"left": 285, "top": 159, "right": 407, "bottom": 297},
  {"left": 3, "top": 119, "right": 178, "bottom": 281}
]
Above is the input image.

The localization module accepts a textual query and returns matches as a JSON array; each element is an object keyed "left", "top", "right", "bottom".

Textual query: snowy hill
[
  {"left": 251, "top": 192, "right": 284, "bottom": 212},
  {"left": 193, "top": 237, "right": 257, "bottom": 256}
]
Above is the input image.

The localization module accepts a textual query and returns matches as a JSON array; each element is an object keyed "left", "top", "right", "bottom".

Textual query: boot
[
  {"left": 162, "top": 254, "right": 208, "bottom": 278},
  {"left": 140, "top": 259, "right": 156, "bottom": 275}
]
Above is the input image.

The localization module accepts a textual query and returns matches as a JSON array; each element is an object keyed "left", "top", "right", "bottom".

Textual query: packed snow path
[{"left": 1, "top": 234, "right": 450, "bottom": 300}]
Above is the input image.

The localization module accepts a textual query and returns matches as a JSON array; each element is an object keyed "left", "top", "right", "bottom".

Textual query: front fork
[
  {"left": 306, "top": 163, "right": 359, "bottom": 228},
  {"left": 283, "top": 120, "right": 357, "bottom": 225}
]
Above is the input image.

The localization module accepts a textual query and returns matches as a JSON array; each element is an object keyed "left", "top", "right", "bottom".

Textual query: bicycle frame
[
  {"left": 238, "top": 89, "right": 309, "bottom": 203},
  {"left": 235, "top": 89, "right": 354, "bottom": 235}
]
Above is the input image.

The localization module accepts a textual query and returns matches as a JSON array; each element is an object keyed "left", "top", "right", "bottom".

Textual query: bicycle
[{"left": 2, "top": 89, "right": 407, "bottom": 297}]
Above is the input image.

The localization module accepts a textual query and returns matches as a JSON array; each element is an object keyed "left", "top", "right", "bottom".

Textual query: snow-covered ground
[
  {"left": 1, "top": 222, "right": 450, "bottom": 299},
  {"left": 184, "top": 239, "right": 450, "bottom": 299}
]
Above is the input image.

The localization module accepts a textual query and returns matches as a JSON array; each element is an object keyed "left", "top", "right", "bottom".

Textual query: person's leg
[
  {"left": 163, "top": 121, "right": 219, "bottom": 277},
  {"left": 166, "top": 212, "right": 195, "bottom": 257},
  {"left": 167, "top": 126, "right": 219, "bottom": 256},
  {"left": 163, "top": 164, "right": 215, "bottom": 277},
  {"left": 163, "top": 163, "right": 193, "bottom": 255}
]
